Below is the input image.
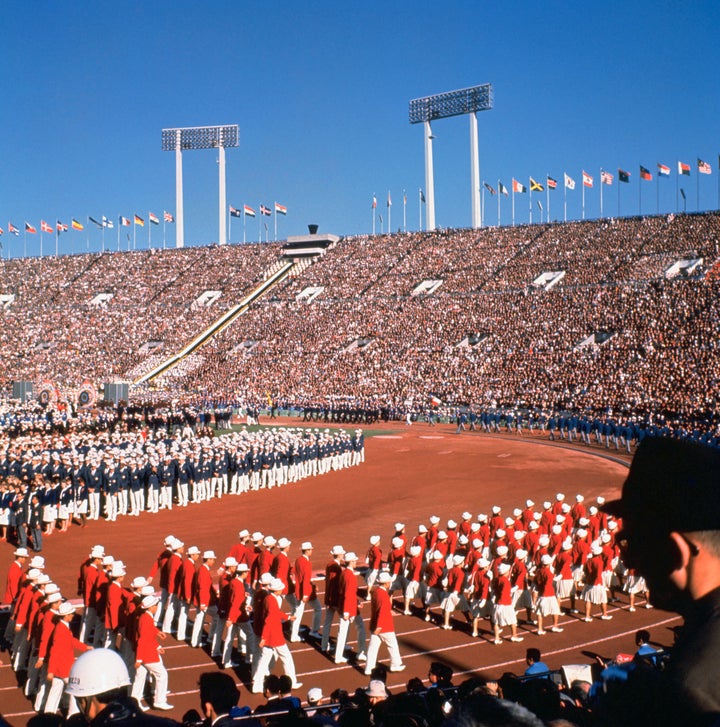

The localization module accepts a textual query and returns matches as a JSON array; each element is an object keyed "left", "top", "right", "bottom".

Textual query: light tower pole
[
  {"left": 409, "top": 84, "right": 493, "bottom": 231},
  {"left": 162, "top": 124, "right": 239, "bottom": 247}
]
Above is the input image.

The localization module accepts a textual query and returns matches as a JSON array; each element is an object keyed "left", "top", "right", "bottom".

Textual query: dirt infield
[{"left": 0, "top": 422, "right": 680, "bottom": 723}]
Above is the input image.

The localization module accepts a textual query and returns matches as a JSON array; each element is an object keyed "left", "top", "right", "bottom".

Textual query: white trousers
[
  {"left": 251, "top": 643, "right": 298, "bottom": 693},
  {"left": 131, "top": 658, "right": 169, "bottom": 706},
  {"left": 335, "top": 614, "right": 367, "bottom": 661},
  {"left": 364, "top": 631, "right": 403, "bottom": 674}
]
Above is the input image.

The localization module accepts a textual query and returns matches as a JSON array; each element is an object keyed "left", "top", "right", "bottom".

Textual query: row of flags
[
  {"left": 0, "top": 212, "right": 175, "bottom": 237},
  {"left": 481, "top": 159, "right": 714, "bottom": 197},
  {"left": 229, "top": 202, "right": 287, "bottom": 218}
]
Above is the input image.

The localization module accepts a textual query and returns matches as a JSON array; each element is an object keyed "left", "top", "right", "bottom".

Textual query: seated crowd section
[{"left": 1, "top": 212, "right": 719, "bottom": 436}]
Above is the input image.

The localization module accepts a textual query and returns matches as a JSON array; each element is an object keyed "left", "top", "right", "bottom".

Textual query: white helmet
[{"left": 65, "top": 648, "right": 131, "bottom": 697}]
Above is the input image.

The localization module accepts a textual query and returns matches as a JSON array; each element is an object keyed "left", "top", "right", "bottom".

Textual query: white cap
[
  {"left": 301, "top": 541, "right": 313, "bottom": 551},
  {"left": 492, "top": 505, "right": 501, "bottom": 515},
  {"left": 187, "top": 546, "right": 200, "bottom": 556},
  {"left": 541, "top": 554, "right": 553, "bottom": 566},
  {"left": 278, "top": 537, "right": 291, "bottom": 549},
  {"left": 369, "top": 535, "right": 380, "bottom": 545},
  {"left": 391, "top": 537, "right": 404, "bottom": 549},
  {"left": 331, "top": 545, "right": 345, "bottom": 556},
  {"left": 429, "top": 515, "right": 440, "bottom": 525},
  {"left": 142, "top": 595, "right": 160, "bottom": 609},
  {"left": 251, "top": 531, "right": 264, "bottom": 542},
  {"left": 203, "top": 550, "right": 216, "bottom": 560},
  {"left": 344, "top": 552, "right": 358, "bottom": 562},
  {"left": 223, "top": 557, "right": 238, "bottom": 568},
  {"left": 377, "top": 572, "right": 392, "bottom": 584},
  {"left": 498, "top": 563, "right": 511, "bottom": 575},
  {"left": 308, "top": 687, "right": 323, "bottom": 702}
]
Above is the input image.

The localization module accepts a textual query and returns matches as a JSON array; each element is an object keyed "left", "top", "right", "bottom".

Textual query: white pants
[
  {"left": 89, "top": 492, "right": 101, "bottom": 520},
  {"left": 251, "top": 643, "right": 298, "bottom": 693},
  {"left": 222, "top": 620, "right": 257, "bottom": 668},
  {"left": 42, "top": 677, "right": 79, "bottom": 715},
  {"left": 335, "top": 614, "right": 367, "bottom": 661},
  {"left": 364, "top": 631, "right": 403, "bottom": 674},
  {"left": 176, "top": 599, "right": 191, "bottom": 641},
  {"left": 131, "top": 659, "right": 169, "bottom": 707},
  {"left": 162, "top": 594, "right": 179, "bottom": 633},
  {"left": 191, "top": 606, "right": 218, "bottom": 647},
  {"left": 290, "top": 597, "right": 321, "bottom": 640},
  {"left": 321, "top": 606, "right": 338, "bottom": 651}
]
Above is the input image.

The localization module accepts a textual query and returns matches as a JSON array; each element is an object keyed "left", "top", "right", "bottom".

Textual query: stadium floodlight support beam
[
  {"left": 161, "top": 124, "right": 239, "bottom": 247},
  {"left": 409, "top": 84, "right": 493, "bottom": 230}
]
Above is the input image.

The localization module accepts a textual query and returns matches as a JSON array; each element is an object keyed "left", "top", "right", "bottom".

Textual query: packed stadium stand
[{"left": 2, "top": 212, "right": 719, "bottom": 429}]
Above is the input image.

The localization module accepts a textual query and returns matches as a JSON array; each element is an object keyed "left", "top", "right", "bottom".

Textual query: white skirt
[
  {"left": 43, "top": 505, "right": 57, "bottom": 523},
  {"left": 58, "top": 504, "right": 70, "bottom": 520},
  {"left": 441, "top": 591, "right": 469, "bottom": 612},
  {"left": 582, "top": 584, "right": 607, "bottom": 605},
  {"left": 0, "top": 509, "right": 9, "bottom": 526},
  {"left": 554, "top": 576, "right": 575, "bottom": 599},
  {"left": 470, "top": 598, "right": 492, "bottom": 619},
  {"left": 492, "top": 603, "right": 517, "bottom": 627},
  {"left": 535, "top": 595, "right": 561, "bottom": 617},
  {"left": 512, "top": 588, "right": 533, "bottom": 610},
  {"left": 624, "top": 573, "right": 647, "bottom": 594}
]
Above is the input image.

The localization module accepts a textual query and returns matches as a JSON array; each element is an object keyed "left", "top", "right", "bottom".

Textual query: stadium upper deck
[{"left": 1, "top": 213, "right": 718, "bottom": 427}]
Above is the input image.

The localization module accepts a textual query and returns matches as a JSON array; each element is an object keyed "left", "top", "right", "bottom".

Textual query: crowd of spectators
[{"left": 0, "top": 213, "right": 719, "bottom": 438}]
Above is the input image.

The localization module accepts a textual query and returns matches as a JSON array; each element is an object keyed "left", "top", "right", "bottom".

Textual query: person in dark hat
[{"left": 604, "top": 436, "right": 720, "bottom": 727}]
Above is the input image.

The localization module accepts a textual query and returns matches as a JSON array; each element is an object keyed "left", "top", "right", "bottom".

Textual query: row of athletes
[
  {"left": 2, "top": 548, "right": 176, "bottom": 716},
  {"left": 0, "top": 426, "right": 364, "bottom": 539}
]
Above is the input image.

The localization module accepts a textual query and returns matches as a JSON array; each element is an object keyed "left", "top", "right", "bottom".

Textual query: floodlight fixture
[
  {"left": 162, "top": 124, "right": 239, "bottom": 247},
  {"left": 409, "top": 84, "right": 493, "bottom": 230}
]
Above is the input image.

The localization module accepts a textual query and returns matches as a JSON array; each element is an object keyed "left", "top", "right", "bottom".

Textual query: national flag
[
  {"left": 72, "top": 218, "right": 84, "bottom": 231},
  {"left": 547, "top": 176, "right": 558, "bottom": 190},
  {"left": 372, "top": 195, "right": 377, "bottom": 209},
  {"left": 601, "top": 170, "right": 613, "bottom": 185},
  {"left": 102, "top": 216, "right": 114, "bottom": 229},
  {"left": 657, "top": 163, "right": 671, "bottom": 176},
  {"left": 134, "top": 214, "right": 145, "bottom": 226},
  {"left": 164, "top": 211, "right": 174, "bottom": 223},
  {"left": 244, "top": 205, "right": 256, "bottom": 218},
  {"left": 275, "top": 202, "right": 287, "bottom": 215},
  {"left": 640, "top": 166, "right": 652, "bottom": 181},
  {"left": 229, "top": 206, "right": 242, "bottom": 218},
  {"left": 149, "top": 212, "right": 159, "bottom": 225},
  {"left": 564, "top": 173, "right": 576, "bottom": 190},
  {"left": 498, "top": 181, "right": 509, "bottom": 196},
  {"left": 88, "top": 216, "right": 103, "bottom": 228},
  {"left": 618, "top": 169, "right": 630, "bottom": 183},
  {"left": 120, "top": 216, "right": 131, "bottom": 226},
  {"left": 387, "top": 192, "right": 392, "bottom": 207},
  {"left": 57, "top": 221, "right": 68, "bottom": 232},
  {"left": 40, "top": 220, "right": 53, "bottom": 234},
  {"left": 483, "top": 182, "right": 496, "bottom": 195},
  {"left": 678, "top": 161, "right": 691, "bottom": 176},
  {"left": 430, "top": 395, "right": 442, "bottom": 407},
  {"left": 512, "top": 178, "right": 526, "bottom": 193},
  {"left": 260, "top": 204, "right": 272, "bottom": 216},
  {"left": 530, "top": 177, "right": 544, "bottom": 192},
  {"left": 25, "top": 222, "right": 37, "bottom": 234},
  {"left": 698, "top": 158, "right": 712, "bottom": 174},
  {"left": 8, "top": 222, "right": 20, "bottom": 235},
  {"left": 582, "top": 171, "right": 593, "bottom": 188}
]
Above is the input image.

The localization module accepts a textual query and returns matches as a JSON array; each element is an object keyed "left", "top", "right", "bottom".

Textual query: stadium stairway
[{"left": 131, "top": 258, "right": 296, "bottom": 385}]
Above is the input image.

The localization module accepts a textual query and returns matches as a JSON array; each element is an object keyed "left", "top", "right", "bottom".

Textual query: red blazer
[
  {"left": 164, "top": 553, "right": 183, "bottom": 596},
  {"left": 365, "top": 545, "right": 382, "bottom": 570},
  {"left": 105, "top": 581, "right": 124, "bottom": 631},
  {"left": 37, "top": 608, "right": 58, "bottom": 659},
  {"left": 260, "top": 594, "right": 287, "bottom": 648},
  {"left": 339, "top": 568, "right": 359, "bottom": 618},
  {"left": 294, "top": 556, "right": 315, "bottom": 600},
  {"left": 535, "top": 565, "right": 556, "bottom": 598},
  {"left": 148, "top": 548, "right": 171, "bottom": 585},
  {"left": 494, "top": 574, "right": 513, "bottom": 606},
  {"left": 369, "top": 586, "right": 394, "bottom": 633},
  {"left": 324, "top": 560, "right": 342, "bottom": 608},
  {"left": 193, "top": 564, "right": 217, "bottom": 609},
  {"left": 3, "top": 560, "right": 24, "bottom": 605},
  {"left": 135, "top": 610, "right": 161, "bottom": 664},
  {"left": 225, "top": 578, "right": 249, "bottom": 624},
  {"left": 271, "top": 552, "right": 293, "bottom": 595},
  {"left": 83, "top": 565, "right": 100, "bottom": 608},
  {"left": 47, "top": 621, "right": 89, "bottom": 679},
  {"left": 446, "top": 565, "right": 465, "bottom": 594},
  {"left": 405, "top": 554, "right": 424, "bottom": 583},
  {"left": 424, "top": 561, "right": 445, "bottom": 589}
]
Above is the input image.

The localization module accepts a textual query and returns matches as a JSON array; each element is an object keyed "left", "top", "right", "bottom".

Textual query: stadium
[{"left": 2, "top": 3, "right": 720, "bottom": 725}]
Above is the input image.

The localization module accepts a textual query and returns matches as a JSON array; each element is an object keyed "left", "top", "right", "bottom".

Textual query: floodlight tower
[
  {"left": 161, "top": 124, "right": 239, "bottom": 247},
  {"left": 409, "top": 84, "right": 493, "bottom": 230}
]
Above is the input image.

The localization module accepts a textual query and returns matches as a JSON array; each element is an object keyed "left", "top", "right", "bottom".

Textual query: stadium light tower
[
  {"left": 161, "top": 124, "right": 239, "bottom": 247},
  {"left": 409, "top": 84, "right": 493, "bottom": 230}
]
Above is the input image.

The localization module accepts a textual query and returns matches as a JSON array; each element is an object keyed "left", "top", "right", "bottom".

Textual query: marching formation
[{"left": 0, "top": 425, "right": 364, "bottom": 549}]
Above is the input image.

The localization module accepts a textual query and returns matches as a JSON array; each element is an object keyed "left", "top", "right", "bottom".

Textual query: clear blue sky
[{"left": 1, "top": 1, "right": 719, "bottom": 256}]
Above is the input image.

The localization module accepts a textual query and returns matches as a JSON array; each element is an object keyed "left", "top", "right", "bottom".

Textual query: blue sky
[{"left": 1, "top": 1, "right": 719, "bottom": 256}]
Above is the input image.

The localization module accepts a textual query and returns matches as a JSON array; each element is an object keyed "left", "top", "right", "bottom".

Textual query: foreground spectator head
[
  {"left": 445, "top": 694, "right": 545, "bottom": 727},
  {"left": 199, "top": 672, "right": 240, "bottom": 721}
]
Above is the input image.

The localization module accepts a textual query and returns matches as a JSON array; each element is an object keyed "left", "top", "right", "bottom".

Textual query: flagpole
[
  {"left": 582, "top": 178, "right": 585, "bottom": 220},
  {"left": 697, "top": 163, "right": 700, "bottom": 212},
  {"left": 497, "top": 180, "right": 501, "bottom": 227},
  {"left": 639, "top": 169, "right": 642, "bottom": 216},
  {"left": 617, "top": 175, "right": 620, "bottom": 217},
  {"left": 388, "top": 191, "right": 392, "bottom": 233},
  {"left": 529, "top": 185, "right": 533, "bottom": 224},
  {"left": 274, "top": 204, "right": 277, "bottom": 241},
  {"left": 546, "top": 181, "right": 550, "bottom": 223},
  {"left": 117, "top": 218, "right": 120, "bottom": 251},
  {"left": 657, "top": 169, "right": 660, "bottom": 214},
  {"left": 243, "top": 209, "right": 247, "bottom": 244},
  {"left": 402, "top": 189, "right": 407, "bottom": 232},
  {"left": 564, "top": 178, "right": 567, "bottom": 223},
  {"left": 418, "top": 189, "right": 422, "bottom": 231},
  {"left": 40, "top": 229, "right": 43, "bottom": 258},
  {"left": 512, "top": 186, "right": 515, "bottom": 227},
  {"left": 373, "top": 194, "right": 376, "bottom": 236},
  {"left": 56, "top": 226, "right": 60, "bottom": 257},
  {"left": 600, "top": 169, "right": 604, "bottom": 219},
  {"left": 676, "top": 162, "right": 679, "bottom": 213},
  {"left": 481, "top": 185, "right": 485, "bottom": 229}
]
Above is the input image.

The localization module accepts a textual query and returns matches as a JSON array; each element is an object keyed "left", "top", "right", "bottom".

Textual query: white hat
[
  {"left": 470, "top": 523, "right": 480, "bottom": 533},
  {"left": 203, "top": 550, "right": 216, "bottom": 560},
  {"left": 66, "top": 649, "right": 130, "bottom": 697},
  {"left": 142, "top": 595, "right": 160, "bottom": 609},
  {"left": 237, "top": 563, "right": 249, "bottom": 572},
  {"left": 259, "top": 573, "right": 274, "bottom": 586},
  {"left": 556, "top": 493, "right": 565, "bottom": 501},
  {"left": 45, "top": 583, "right": 60, "bottom": 595},
  {"left": 514, "top": 531, "right": 525, "bottom": 541},
  {"left": 561, "top": 503, "right": 571, "bottom": 513},
  {"left": 462, "top": 511, "right": 472, "bottom": 520},
  {"left": 495, "top": 545, "right": 508, "bottom": 556},
  {"left": 591, "top": 543, "right": 603, "bottom": 556},
  {"left": 418, "top": 524, "right": 428, "bottom": 534},
  {"left": 543, "top": 501, "right": 552, "bottom": 510},
  {"left": 562, "top": 538, "right": 573, "bottom": 550},
  {"left": 102, "top": 555, "right": 115, "bottom": 566},
  {"left": 47, "top": 592, "right": 62, "bottom": 604},
  {"left": 331, "top": 545, "right": 345, "bottom": 556},
  {"left": 478, "top": 557, "right": 490, "bottom": 569},
  {"left": 251, "top": 531, "right": 264, "bottom": 542},
  {"left": 391, "top": 537, "right": 404, "bottom": 549},
  {"left": 366, "top": 680, "right": 388, "bottom": 698},
  {"left": 477, "top": 513, "right": 488, "bottom": 522},
  {"left": 437, "top": 530, "right": 448, "bottom": 540},
  {"left": 37, "top": 573, "right": 51, "bottom": 585},
  {"left": 409, "top": 545, "right": 422, "bottom": 557},
  {"left": 223, "top": 557, "right": 238, "bottom": 568},
  {"left": 429, "top": 515, "right": 440, "bottom": 525},
  {"left": 492, "top": 505, "right": 501, "bottom": 515},
  {"left": 13, "top": 547, "right": 29, "bottom": 557},
  {"left": 238, "top": 529, "right": 250, "bottom": 538},
  {"left": 447, "top": 519, "right": 457, "bottom": 529},
  {"left": 596, "top": 496, "right": 606, "bottom": 505},
  {"left": 505, "top": 516, "right": 515, "bottom": 527},
  {"left": 110, "top": 562, "right": 126, "bottom": 578},
  {"left": 471, "top": 538, "right": 482, "bottom": 549},
  {"left": 301, "top": 541, "right": 313, "bottom": 551},
  {"left": 495, "top": 529, "right": 506, "bottom": 539},
  {"left": 263, "top": 536, "right": 277, "bottom": 547},
  {"left": 140, "top": 585, "right": 155, "bottom": 596},
  {"left": 601, "top": 533, "right": 612, "bottom": 544},
  {"left": 187, "top": 546, "right": 200, "bottom": 556},
  {"left": 513, "top": 508, "right": 522, "bottom": 518},
  {"left": 308, "top": 687, "right": 323, "bottom": 703},
  {"left": 377, "top": 572, "right": 392, "bottom": 584},
  {"left": 269, "top": 578, "right": 285, "bottom": 592},
  {"left": 515, "top": 549, "right": 528, "bottom": 560},
  {"left": 163, "top": 535, "right": 175, "bottom": 546},
  {"left": 458, "top": 535, "right": 469, "bottom": 546},
  {"left": 58, "top": 601, "right": 77, "bottom": 616},
  {"left": 589, "top": 506, "right": 598, "bottom": 515},
  {"left": 576, "top": 494, "right": 585, "bottom": 502},
  {"left": 577, "top": 528, "right": 588, "bottom": 538},
  {"left": 552, "top": 525, "right": 563, "bottom": 535},
  {"left": 498, "top": 563, "right": 511, "bottom": 575},
  {"left": 526, "top": 499, "right": 534, "bottom": 508},
  {"left": 369, "top": 535, "right": 380, "bottom": 545},
  {"left": 29, "top": 556, "right": 45, "bottom": 569},
  {"left": 278, "top": 537, "right": 291, "bottom": 549},
  {"left": 432, "top": 550, "right": 444, "bottom": 561},
  {"left": 344, "top": 552, "right": 358, "bottom": 562},
  {"left": 607, "top": 520, "right": 618, "bottom": 531},
  {"left": 541, "top": 554, "right": 553, "bottom": 566},
  {"left": 131, "top": 576, "right": 148, "bottom": 589},
  {"left": 452, "top": 554, "right": 465, "bottom": 566}
]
